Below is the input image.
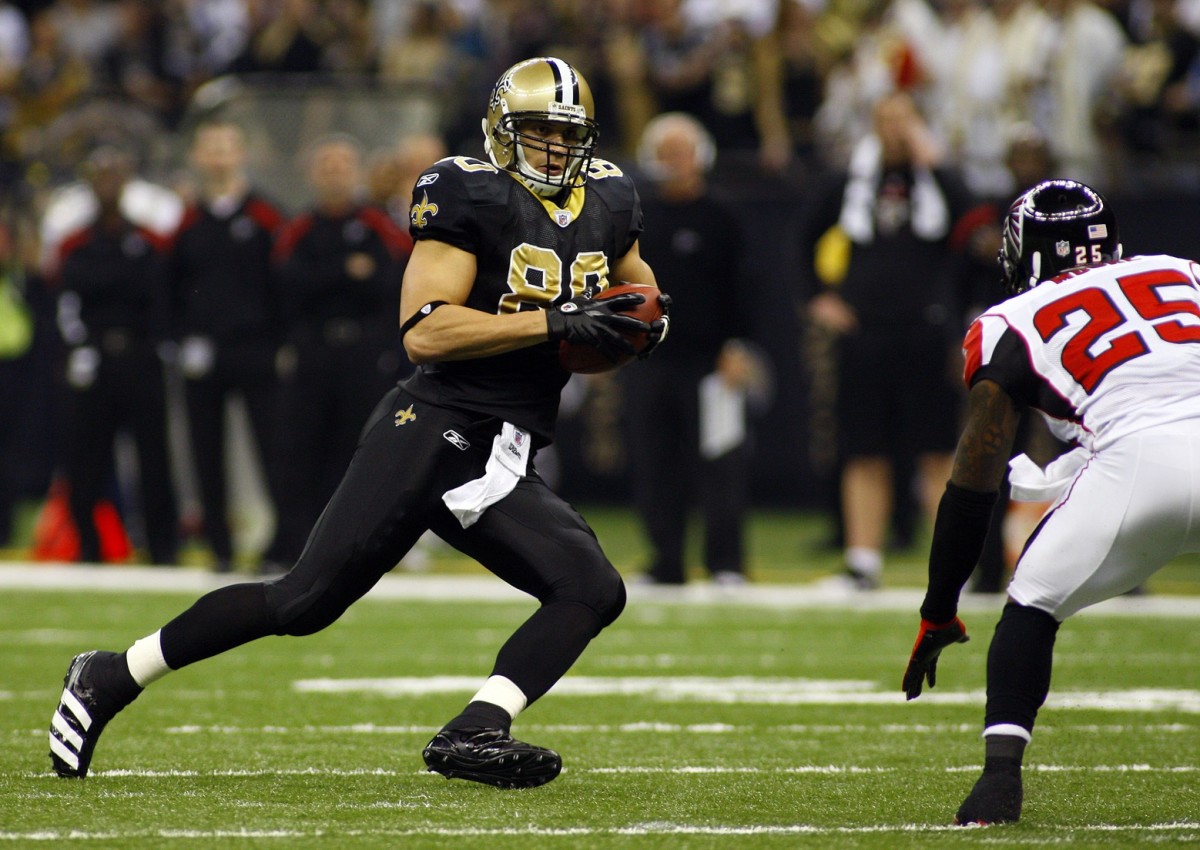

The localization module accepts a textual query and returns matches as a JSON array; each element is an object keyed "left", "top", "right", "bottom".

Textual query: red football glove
[{"left": 903, "top": 617, "right": 969, "bottom": 701}]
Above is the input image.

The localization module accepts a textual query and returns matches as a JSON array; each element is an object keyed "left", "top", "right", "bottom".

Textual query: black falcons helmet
[{"left": 999, "top": 179, "right": 1121, "bottom": 295}]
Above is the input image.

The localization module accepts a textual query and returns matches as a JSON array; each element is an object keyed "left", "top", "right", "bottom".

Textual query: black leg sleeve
[
  {"left": 158, "top": 583, "right": 276, "bottom": 670},
  {"left": 984, "top": 601, "right": 1060, "bottom": 733},
  {"left": 491, "top": 601, "right": 607, "bottom": 705}
]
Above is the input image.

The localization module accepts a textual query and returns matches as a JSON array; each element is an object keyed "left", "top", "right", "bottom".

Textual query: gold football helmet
[{"left": 482, "top": 57, "right": 599, "bottom": 197}]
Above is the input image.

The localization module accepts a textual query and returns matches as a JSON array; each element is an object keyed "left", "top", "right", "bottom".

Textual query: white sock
[
  {"left": 470, "top": 675, "right": 528, "bottom": 721},
  {"left": 983, "top": 723, "right": 1032, "bottom": 743},
  {"left": 846, "top": 546, "right": 883, "bottom": 577},
  {"left": 125, "top": 630, "right": 171, "bottom": 687}
]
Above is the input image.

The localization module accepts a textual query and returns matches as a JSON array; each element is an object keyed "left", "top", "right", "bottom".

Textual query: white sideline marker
[
  {"left": 290, "top": 675, "right": 1200, "bottom": 713},
  {"left": 3, "top": 564, "right": 1199, "bottom": 617}
]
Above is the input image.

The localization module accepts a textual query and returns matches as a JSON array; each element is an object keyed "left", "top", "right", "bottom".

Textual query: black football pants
[
  {"left": 267, "top": 333, "right": 397, "bottom": 563},
  {"left": 182, "top": 338, "right": 282, "bottom": 561},
  {"left": 63, "top": 342, "right": 179, "bottom": 564},
  {"left": 157, "top": 385, "right": 626, "bottom": 706},
  {"left": 623, "top": 359, "right": 748, "bottom": 582}
]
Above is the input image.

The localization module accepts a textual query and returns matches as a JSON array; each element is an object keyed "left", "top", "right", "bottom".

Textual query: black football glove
[
  {"left": 638, "top": 292, "right": 672, "bottom": 359},
  {"left": 902, "top": 617, "right": 969, "bottom": 700},
  {"left": 546, "top": 292, "right": 650, "bottom": 360}
]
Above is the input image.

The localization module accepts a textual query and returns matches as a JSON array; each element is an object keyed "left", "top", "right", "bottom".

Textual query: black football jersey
[{"left": 403, "top": 156, "right": 643, "bottom": 444}]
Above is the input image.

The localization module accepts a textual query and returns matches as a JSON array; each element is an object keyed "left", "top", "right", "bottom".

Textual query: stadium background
[
  {"left": 12, "top": 74, "right": 1200, "bottom": 525},
  {"left": 5, "top": 1, "right": 1200, "bottom": 553},
  {"left": 152, "top": 74, "right": 1200, "bottom": 510}
]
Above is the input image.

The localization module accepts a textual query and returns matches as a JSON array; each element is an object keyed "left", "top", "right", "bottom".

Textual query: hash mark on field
[
  {"left": 949, "top": 764, "right": 1200, "bottom": 773},
  {"left": 591, "top": 766, "right": 896, "bottom": 774}
]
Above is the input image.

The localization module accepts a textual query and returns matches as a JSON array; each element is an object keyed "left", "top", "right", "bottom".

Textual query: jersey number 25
[{"left": 1034, "top": 268, "right": 1200, "bottom": 394}]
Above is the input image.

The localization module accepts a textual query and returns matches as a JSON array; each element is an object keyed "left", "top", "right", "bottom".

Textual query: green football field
[{"left": 2, "top": 550, "right": 1198, "bottom": 849}]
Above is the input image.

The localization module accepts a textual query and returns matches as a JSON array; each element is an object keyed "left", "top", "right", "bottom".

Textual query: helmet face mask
[
  {"left": 999, "top": 179, "right": 1121, "bottom": 296},
  {"left": 483, "top": 57, "right": 599, "bottom": 197}
]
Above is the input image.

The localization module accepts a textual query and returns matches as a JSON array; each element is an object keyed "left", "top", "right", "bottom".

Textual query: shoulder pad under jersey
[{"left": 583, "top": 158, "right": 638, "bottom": 213}]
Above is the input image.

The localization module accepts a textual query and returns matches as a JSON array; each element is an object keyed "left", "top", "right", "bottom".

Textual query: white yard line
[
  {"left": 143, "top": 721, "right": 1188, "bottom": 736},
  {"left": 2, "top": 822, "right": 1198, "bottom": 841},
  {"left": 22, "top": 764, "right": 1196, "bottom": 780},
  {"left": 2, "top": 563, "right": 1198, "bottom": 616},
  {"left": 288, "top": 674, "right": 1200, "bottom": 712}
]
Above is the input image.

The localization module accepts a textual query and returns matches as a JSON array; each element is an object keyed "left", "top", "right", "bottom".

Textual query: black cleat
[
  {"left": 48, "top": 651, "right": 138, "bottom": 778},
  {"left": 422, "top": 727, "right": 562, "bottom": 789},
  {"left": 954, "top": 766, "right": 1023, "bottom": 826}
]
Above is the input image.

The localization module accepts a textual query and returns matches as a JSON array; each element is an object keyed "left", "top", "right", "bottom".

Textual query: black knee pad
[
  {"left": 276, "top": 606, "right": 342, "bottom": 637},
  {"left": 595, "top": 568, "right": 627, "bottom": 628},
  {"left": 263, "top": 574, "right": 346, "bottom": 637},
  {"left": 550, "top": 555, "right": 626, "bottom": 630}
]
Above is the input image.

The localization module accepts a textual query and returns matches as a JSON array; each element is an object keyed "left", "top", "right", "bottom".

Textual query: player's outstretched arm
[
  {"left": 904, "top": 380, "right": 1019, "bottom": 699},
  {"left": 400, "top": 239, "right": 550, "bottom": 363}
]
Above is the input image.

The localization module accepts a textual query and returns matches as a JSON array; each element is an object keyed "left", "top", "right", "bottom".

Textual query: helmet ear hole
[{"left": 480, "top": 117, "right": 493, "bottom": 158}]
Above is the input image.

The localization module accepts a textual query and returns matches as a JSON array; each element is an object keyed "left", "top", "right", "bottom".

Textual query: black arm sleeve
[{"left": 920, "top": 482, "right": 1000, "bottom": 623}]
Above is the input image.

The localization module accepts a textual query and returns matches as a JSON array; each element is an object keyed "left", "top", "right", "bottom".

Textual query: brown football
[{"left": 557, "top": 282, "right": 664, "bottom": 374}]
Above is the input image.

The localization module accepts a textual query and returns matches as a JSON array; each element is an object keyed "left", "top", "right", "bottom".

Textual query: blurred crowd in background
[
  {"left": 3, "top": 0, "right": 1200, "bottom": 578},
  {"left": 0, "top": 0, "right": 1198, "bottom": 199}
]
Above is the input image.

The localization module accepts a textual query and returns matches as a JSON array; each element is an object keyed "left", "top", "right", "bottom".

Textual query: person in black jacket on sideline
[
  {"left": 56, "top": 147, "right": 179, "bottom": 565},
  {"left": 169, "top": 120, "right": 288, "bottom": 573}
]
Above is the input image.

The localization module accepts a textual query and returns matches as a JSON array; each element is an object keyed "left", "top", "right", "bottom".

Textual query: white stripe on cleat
[
  {"left": 60, "top": 689, "right": 92, "bottom": 730},
  {"left": 52, "top": 710, "right": 83, "bottom": 750},
  {"left": 48, "top": 733, "right": 80, "bottom": 770}
]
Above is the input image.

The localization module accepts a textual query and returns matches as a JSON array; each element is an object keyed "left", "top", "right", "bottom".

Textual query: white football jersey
[{"left": 964, "top": 254, "right": 1200, "bottom": 450}]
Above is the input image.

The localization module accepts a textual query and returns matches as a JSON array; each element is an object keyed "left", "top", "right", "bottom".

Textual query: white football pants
[{"left": 1009, "top": 422, "right": 1200, "bottom": 620}]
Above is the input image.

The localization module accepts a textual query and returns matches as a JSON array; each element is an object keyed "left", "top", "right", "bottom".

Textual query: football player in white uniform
[{"left": 902, "top": 179, "right": 1200, "bottom": 824}]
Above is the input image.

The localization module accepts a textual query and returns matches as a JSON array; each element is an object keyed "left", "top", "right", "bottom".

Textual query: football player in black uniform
[{"left": 47, "top": 56, "right": 668, "bottom": 790}]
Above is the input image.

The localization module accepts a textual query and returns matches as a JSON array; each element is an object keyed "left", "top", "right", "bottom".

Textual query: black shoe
[
  {"left": 49, "top": 651, "right": 139, "bottom": 778},
  {"left": 954, "top": 765, "right": 1023, "bottom": 825},
  {"left": 422, "top": 727, "right": 562, "bottom": 789}
]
